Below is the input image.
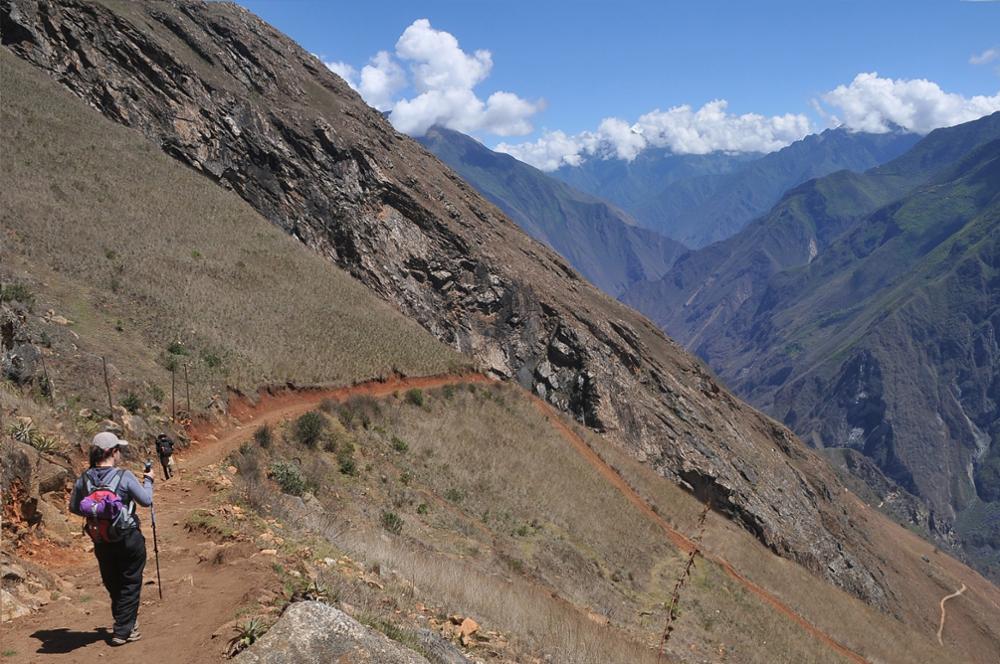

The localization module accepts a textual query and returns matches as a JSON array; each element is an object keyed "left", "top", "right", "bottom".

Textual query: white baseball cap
[{"left": 92, "top": 431, "right": 129, "bottom": 451}]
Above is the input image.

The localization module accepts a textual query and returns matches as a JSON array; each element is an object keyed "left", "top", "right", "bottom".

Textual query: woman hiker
[{"left": 69, "top": 431, "right": 154, "bottom": 646}]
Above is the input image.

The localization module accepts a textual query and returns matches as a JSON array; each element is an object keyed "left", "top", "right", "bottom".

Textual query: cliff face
[{"left": 2, "top": 0, "right": 887, "bottom": 605}]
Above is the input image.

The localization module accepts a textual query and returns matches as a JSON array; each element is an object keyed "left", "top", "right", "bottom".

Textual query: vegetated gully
[{"left": 191, "top": 371, "right": 869, "bottom": 664}]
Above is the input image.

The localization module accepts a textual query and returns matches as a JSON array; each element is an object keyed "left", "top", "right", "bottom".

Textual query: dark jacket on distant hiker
[
  {"left": 155, "top": 434, "right": 174, "bottom": 480},
  {"left": 69, "top": 432, "right": 154, "bottom": 644}
]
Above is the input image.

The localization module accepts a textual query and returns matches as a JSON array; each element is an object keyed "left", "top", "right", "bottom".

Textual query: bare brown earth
[{"left": 4, "top": 373, "right": 890, "bottom": 664}]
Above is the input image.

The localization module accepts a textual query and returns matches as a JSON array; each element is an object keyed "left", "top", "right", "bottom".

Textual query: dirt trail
[
  {"left": 529, "top": 396, "right": 870, "bottom": 664},
  {"left": 4, "top": 371, "right": 867, "bottom": 663},
  {"left": 937, "top": 584, "right": 966, "bottom": 646}
]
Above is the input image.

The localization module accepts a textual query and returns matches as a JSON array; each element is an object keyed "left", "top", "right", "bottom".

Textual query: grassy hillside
[
  {"left": 224, "top": 381, "right": 988, "bottom": 663},
  {"left": 0, "top": 50, "right": 465, "bottom": 412}
]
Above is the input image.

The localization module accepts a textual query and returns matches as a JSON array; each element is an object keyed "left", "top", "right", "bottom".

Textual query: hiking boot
[{"left": 110, "top": 629, "right": 141, "bottom": 645}]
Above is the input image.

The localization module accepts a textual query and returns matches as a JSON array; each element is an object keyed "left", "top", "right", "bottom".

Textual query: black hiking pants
[
  {"left": 94, "top": 528, "right": 146, "bottom": 639},
  {"left": 159, "top": 454, "right": 172, "bottom": 480}
]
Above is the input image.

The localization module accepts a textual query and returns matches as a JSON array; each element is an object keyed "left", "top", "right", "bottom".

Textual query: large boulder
[{"left": 236, "top": 601, "right": 430, "bottom": 664}]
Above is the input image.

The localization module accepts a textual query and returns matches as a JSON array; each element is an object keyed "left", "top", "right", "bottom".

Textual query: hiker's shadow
[{"left": 30, "top": 627, "right": 110, "bottom": 653}]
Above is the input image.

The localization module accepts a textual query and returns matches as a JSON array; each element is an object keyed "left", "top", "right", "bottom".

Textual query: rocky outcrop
[
  {"left": 1, "top": 439, "right": 74, "bottom": 545},
  {"left": 1, "top": 304, "right": 40, "bottom": 386},
  {"left": 235, "top": 601, "right": 430, "bottom": 664},
  {"left": 1, "top": 0, "right": 893, "bottom": 607}
]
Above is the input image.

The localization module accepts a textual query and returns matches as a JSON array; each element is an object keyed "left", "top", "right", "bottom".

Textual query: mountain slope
[
  {"left": 555, "top": 129, "right": 918, "bottom": 247},
  {"left": 417, "top": 126, "right": 687, "bottom": 296},
  {"left": 625, "top": 116, "right": 1000, "bottom": 577},
  {"left": 4, "top": 0, "right": 998, "bottom": 635}
]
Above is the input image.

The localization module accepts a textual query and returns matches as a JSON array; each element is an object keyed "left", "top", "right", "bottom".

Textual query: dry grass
[
  {"left": 586, "top": 426, "right": 975, "bottom": 664},
  {"left": 0, "top": 51, "right": 465, "bottom": 411},
  {"left": 246, "top": 384, "right": 868, "bottom": 663}
]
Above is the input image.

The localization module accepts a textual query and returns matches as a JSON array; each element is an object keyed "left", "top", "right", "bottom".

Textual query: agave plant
[
  {"left": 225, "top": 617, "right": 267, "bottom": 658},
  {"left": 7, "top": 419, "right": 34, "bottom": 444},
  {"left": 29, "top": 433, "right": 64, "bottom": 454}
]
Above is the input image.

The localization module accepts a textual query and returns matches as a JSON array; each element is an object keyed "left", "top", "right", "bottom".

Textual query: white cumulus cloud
[
  {"left": 496, "top": 101, "right": 812, "bottom": 171},
  {"left": 325, "top": 51, "right": 406, "bottom": 112},
  {"left": 970, "top": 47, "right": 999, "bottom": 65},
  {"left": 819, "top": 72, "right": 1000, "bottom": 134},
  {"left": 325, "top": 19, "right": 542, "bottom": 137}
]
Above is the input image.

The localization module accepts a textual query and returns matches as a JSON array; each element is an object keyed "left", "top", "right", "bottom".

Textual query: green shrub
[
  {"left": 404, "top": 388, "right": 424, "bottom": 407},
  {"left": 391, "top": 436, "right": 409, "bottom": 453},
  {"left": 400, "top": 471, "right": 412, "bottom": 486},
  {"left": 269, "top": 461, "right": 306, "bottom": 496},
  {"left": 119, "top": 392, "right": 142, "bottom": 414},
  {"left": 201, "top": 350, "right": 222, "bottom": 369},
  {"left": 444, "top": 487, "right": 464, "bottom": 503},
  {"left": 149, "top": 384, "right": 165, "bottom": 403},
  {"left": 381, "top": 511, "right": 403, "bottom": 535},
  {"left": 166, "top": 340, "right": 188, "bottom": 356},
  {"left": 338, "top": 456, "right": 357, "bottom": 476},
  {"left": 441, "top": 385, "right": 455, "bottom": 399},
  {"left": 254, "top": 424, "right": 272, "bottom": 449},
  {"left": 416, "top": 503, "right": 429, "bottom": 515},
  {"left": 336, "top": 438, "right": 357, "bottom": 475},
  {"left": 293, "top": 411, "right": 325, "bottom": 448},
  {"left": 0, "top": 283, "right": 35, "bottom": 309}
]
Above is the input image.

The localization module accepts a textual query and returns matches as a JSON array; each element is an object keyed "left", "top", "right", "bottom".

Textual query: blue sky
[{"left": 239, "top": 0, "right": 1000, "bottom": 169}]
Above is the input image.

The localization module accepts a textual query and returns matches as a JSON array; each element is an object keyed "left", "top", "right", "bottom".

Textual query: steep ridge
[
  {"left": 626, "top": 117, "right": 1000, "bottom": 578},
  {"left": 554, "top": 128, "right": 918, "bottom": 247},
  {"left": 418, "top": 125, "right": 687, "bottom": 297},
  {"left": 3, "top": 44, "right": 999, "bottom": 663},
  {"left": 0, "top": 0, "right": 971, "bottom": 613}
]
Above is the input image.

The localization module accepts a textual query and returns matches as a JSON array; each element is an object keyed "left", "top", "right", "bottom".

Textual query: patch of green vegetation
[
  {"left": 381, "top": 510, "right": 404, "bottom": 535},
  {"left": 201, "top": 349, "right": 222, "bottom": 369},
  {"left": 444, "top": 487, "right": 464, "bottom": 503},
  {"left": 293, "top": 411, "right": 325, "bottom": 448},
  {"left": 119, "top": 392, "right": 141, "bottom": 414},
  {"left": 391, "top": 436, "right": 409, "bottom": 453},
  {"left": 0, "top": 282, "right": 35, "bottom": 309},
  {"left": 416, "top": 503, "right": 429, "bottom": 515},
  {"left": 269, "top": 461, "right": 307, "bottom": 496},
  {"left": 254, "top": 424, "right": 273, "bottom": 449},
  {"left": 404, "top": 388, "right": 424, "bottom": 407},
  {"left": 166, "top": 340, "right": 188, "bottom": 356}
]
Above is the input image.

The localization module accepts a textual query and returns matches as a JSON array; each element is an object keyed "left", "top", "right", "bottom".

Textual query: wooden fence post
[{"left": 102, "top": 356, "right": 113, "bottom": 418}]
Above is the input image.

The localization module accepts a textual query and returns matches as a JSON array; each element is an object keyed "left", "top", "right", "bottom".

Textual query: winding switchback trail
[{"left": 937, "top": 584, "right": 967, "bottom": 646}]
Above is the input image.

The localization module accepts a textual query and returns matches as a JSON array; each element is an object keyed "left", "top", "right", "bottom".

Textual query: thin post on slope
[
  {"left": 184, "top": 362, "right": 191, "bottom": 416},
  {"left": 37, "top": 348, "right": 54, "bottom": 402},
  {"left": 171, "top": 365, "right": 176, "bottom": 423},
  {"left": 102, "top": 356, "right": 113, "bottom": 418}
]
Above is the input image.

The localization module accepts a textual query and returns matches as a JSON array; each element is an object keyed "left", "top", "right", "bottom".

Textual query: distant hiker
[
  {"left": 69, "top": 431, "right": 154, "bottom": 646},
  {"left": 155, "top": 432, "right": 175, "bottom": 480}
]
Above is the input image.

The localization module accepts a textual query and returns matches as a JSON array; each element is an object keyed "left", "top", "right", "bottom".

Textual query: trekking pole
[{"left": 144, "top": 460, "right": 164, "bottom": 600}]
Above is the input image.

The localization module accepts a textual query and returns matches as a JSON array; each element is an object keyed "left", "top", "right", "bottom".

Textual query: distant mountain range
[
  {"left": 418, "top": 126, "right": 687, "bottom": 296},
  {"left": 623, "top": 112, "right": 1000, "bottom": 578},
  {"left": 554, "top": 128, "right": 920, "bottom": 247}
]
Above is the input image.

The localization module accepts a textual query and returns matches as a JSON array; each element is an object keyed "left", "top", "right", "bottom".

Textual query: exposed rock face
[
  {"left": 0, "top": 304, "right": 40, "bottom": 386},
  {"left": 1, "top": 0, "right": 890, "bottom": 606},
  {"left": 235, "top": 601, "right": 430, "bottom": 664}
]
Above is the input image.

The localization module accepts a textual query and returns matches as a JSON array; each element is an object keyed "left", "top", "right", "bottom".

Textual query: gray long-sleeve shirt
[{"left": 69, "top": 466, "right": 153, "bottom": 526}]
